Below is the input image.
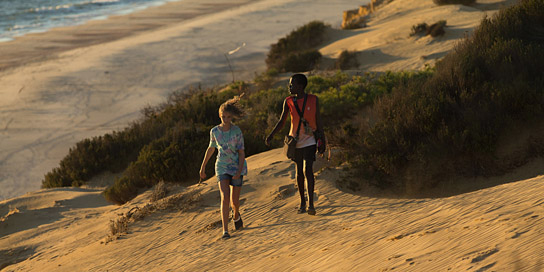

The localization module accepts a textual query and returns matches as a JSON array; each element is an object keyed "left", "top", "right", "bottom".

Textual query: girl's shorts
[{"left": 217, "top": 174, "right": 244, "bottom": 187}]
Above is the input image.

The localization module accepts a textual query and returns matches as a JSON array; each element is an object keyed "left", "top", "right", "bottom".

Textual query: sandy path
[{"left": 2, "top": 148, "right": 542, "bottom": 271}]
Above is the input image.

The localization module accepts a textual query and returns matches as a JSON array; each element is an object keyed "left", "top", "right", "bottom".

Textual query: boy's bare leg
[
  {"left": 305, "top": 160, "right": 315, "bottom": 209},
  {"left": 295, "top": 159, "right": 306, "bottom": 210}
]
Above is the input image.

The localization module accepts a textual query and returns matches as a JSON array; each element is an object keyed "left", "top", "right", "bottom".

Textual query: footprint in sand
[
  {"left": 470, "top": 248, "right": 499, "bottom": 263},
  {"left": 196, "top": 220, "right": 222, "bottom": 233},
  {"left": 274, "top": 184, "right": 296, "bottom": 200}
]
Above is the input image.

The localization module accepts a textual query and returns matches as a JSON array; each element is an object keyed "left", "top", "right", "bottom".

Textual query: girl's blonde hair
[{"left": 219, "top": 94, "right": 245, "bottom": 118}]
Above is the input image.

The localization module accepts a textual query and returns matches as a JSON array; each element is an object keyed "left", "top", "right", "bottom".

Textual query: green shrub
[
  {"left": 428, "top": 20, "right": 447, "bottom": 37},
  {"left": 410, "top": 20, "right": 446, "bottom": 37},
  {"left": 410, "top": 23, "right": 428, "bottom": 36},
  {"left": 306, "top": 71, "right": 350, "bottom": 94},
  {"left": 103, "top": 126, "right": 209, "bottom": 203},
  {"left": 42, "top": 131, "right": 146, "bottom": 188},
  {"left": 253, "top": 68, "right": 279, "bottom": 90},
  {"left": 240, "top": 86, "right": 288, "bottom": 151},
  {"left": 341, "top": 0, "right": 544, "bottom": 193},
  {"left": 103, "top": 177, "right": 139, "bottom": 205},
  {"left": 282, "top": 50, "right": 322, "bottom": 72},
  {"left": 336, "top": 50, "right": 359, "bottom": 70},
  {"left": 266, "top": 21, "right": 327, "bottom": 72}
]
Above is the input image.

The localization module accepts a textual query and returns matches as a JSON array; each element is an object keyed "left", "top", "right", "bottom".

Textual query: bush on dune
[
  {"left": 340, "top": 0, "right": 544, "bottom": 193},
  {"left": 104, "top": 125, "right": 210, "bottom": 204},
  {"left": 336, "top": 50, "right": 359, "bottom": 70},
  {"left": 410, "top": 20, "right": 447, "bottom": 37},
  {"left": 266, "top": 21, "right": 327, "bottom": 72}
]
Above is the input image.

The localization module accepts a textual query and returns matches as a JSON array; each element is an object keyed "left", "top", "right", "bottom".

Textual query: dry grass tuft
[
  {"left": 411, "top": 20, "right": 447, "bottom": 37},
  {"left": 150, "top": 180, "right": 168, "bottom": 202},
  {"left": 104, "top": 188, "right": 202, "bottom": 244},
  {"left": 108, "top": 216, "right": 129, "bottom": 237},
  {"left": 341, "top": 0, "right": 392, "bottom": 29}
]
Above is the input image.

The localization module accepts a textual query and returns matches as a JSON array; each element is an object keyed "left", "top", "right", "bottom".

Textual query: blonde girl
[{"left": 200, "top": 96, "right": 247, "bottom": 239}]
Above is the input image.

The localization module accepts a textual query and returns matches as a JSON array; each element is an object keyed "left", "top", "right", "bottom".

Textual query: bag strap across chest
[{"left": 293, "top": 94, "right": 307, "bottom": 139}]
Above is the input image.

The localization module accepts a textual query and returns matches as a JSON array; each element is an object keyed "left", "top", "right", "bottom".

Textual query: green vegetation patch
[
  {"left": 266, "top": 21, "right": 327, "bottom": 72},
  {"left": 336, "top": 50, "right": 359, "bottom": 70},
  {"left": 44, "top": 70, "right": 419, "bottom": 204},
  {"left": 339, "top": 0, "right": 544, "bottom": 194},
  {"left": 410, "top": 20, "right": 447, "bottom": 37}
]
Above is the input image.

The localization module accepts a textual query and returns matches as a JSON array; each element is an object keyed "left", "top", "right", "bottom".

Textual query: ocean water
[{"left": 0, "top": 0, "right": 179, "bottom": 42}]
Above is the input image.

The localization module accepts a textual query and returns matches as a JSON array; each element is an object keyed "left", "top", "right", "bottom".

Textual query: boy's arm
[
  {"left": 315, "top": 96, "right": 323, "bottom": 133},
  {"left": 265, "top": 99, "right": 289, "bottom": 146},
  {"left": 315, "top": 96, "right": 326, "bottom": 155}
]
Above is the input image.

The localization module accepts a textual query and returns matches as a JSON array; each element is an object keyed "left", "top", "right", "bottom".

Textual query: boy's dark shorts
[{"left": 294, "top": 144, "right": 316, "bottom": 162}]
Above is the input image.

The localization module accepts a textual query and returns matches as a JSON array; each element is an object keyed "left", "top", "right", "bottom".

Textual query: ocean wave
[
  {"left": 0, "top": 0, "right": 174, "bottom": 42},
  {"left": 8, "top": 22, "right": 43, "bottom": 31},
  {"left": 29, "top": 0, "right": 121, "bottom": 14}
]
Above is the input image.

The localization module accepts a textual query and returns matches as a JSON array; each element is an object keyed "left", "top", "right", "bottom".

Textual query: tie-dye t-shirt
[{"left": 209, "top": 125, "right": 248, "bottom": 177}]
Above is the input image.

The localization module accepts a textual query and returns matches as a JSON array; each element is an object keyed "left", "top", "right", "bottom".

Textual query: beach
[
  {"left": 0, "top": 0, "right": 367, "bottom": 201},
  {"left": 2, "top": 0, "right": 543, "bottom": 271}
]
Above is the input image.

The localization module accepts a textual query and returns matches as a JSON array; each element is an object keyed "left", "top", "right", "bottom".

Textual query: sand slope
[
  {"left": 2, "top": 0, "right": 543, "bottom": 271},
  {"left": 2, "top": 148, "right": 543, "bottom": 271},
  {"left": 319, "top": 0, "right": 517, "bottom": 71}
]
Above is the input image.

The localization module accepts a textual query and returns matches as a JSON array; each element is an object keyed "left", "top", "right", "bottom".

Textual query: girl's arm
[
  {"left": 200, "top": 146, "right": 216, "bottom": 179},
  {"left": 233, "top": 149, "right": 245, "bottom": 180},
  {"left": 265, "top": 99, "right": 289, "bottom": 146}
]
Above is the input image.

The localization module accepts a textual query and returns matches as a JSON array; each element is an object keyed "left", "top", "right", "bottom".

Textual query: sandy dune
[
  {"left": 319, "top": 0, "right": 517, "bottom": 71},
  {"left": 2, "top": 149, "right": 543, "bottom": 271},
  {"left": 2, "top": 0, "right": 543, "bottom": 271}
]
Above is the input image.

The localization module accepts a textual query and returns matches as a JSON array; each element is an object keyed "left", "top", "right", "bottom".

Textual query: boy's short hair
[{"left": 291, "top": 73, "right": 307, "bottom": 89}]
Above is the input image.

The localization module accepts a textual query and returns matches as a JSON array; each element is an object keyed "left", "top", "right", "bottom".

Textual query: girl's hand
[{"left": 199, "top": 169, "right": 207, "bottom": 180}]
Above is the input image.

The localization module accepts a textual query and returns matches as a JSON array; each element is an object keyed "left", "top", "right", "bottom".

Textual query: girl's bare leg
[
  {"left": 230, "top": 186, "right": 242, "bottom": 219},
  {"left": 219, "top": 180, "right": 231, "bottom": 232}
]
